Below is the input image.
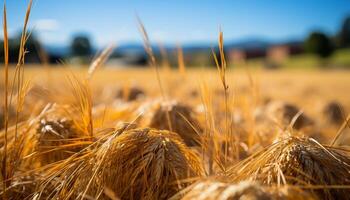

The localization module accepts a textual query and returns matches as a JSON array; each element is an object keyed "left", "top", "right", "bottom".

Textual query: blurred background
[{"left": 1, "top": 0, "right": 350, "bottom": 69}]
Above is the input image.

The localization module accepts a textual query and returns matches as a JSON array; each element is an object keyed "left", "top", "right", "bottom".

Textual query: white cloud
[{"left": 34, "top": 19, "right": 60, "bottom": 32}]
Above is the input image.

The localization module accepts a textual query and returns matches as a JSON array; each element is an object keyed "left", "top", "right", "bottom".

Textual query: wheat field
[
  {"left": 1, "top": 66, "right": 350, "bottom": 200},
  {"left": 1, "top": 1, "right": 350, "bottom": 200}
]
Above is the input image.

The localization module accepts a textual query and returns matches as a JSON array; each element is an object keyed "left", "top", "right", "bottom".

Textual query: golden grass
[
  {"left": 87, "top": 44, "right": 115, "bottom": 80},
  {"left": 177, "top": 45, "right": 186, "bottom": 76},
  {"left": 146, "top": 101, "right": 202, "bottom": 146},
  {"left": 212, "top": 31, "right": 231, "bottom": 168},
  {"left": 1, "top": 2, "right": 350, "bottom": 200},
  {"left": 0, "top": 66, "right": 349, "bottom": 199},
  {"left": 1, "top": 1, "right": 33, "bottom": 198},
  {"left": 35, "top": 109, "right": 87, "bottom": 165},
  {"left": 36, "top": 128, "right": 203, "bottom": 199},
  {"left": 178, "top": 180, "right": 317, "bottom": 200},
  {"left": 227, "top": 136, "right": 350, "bottom": 199},
  {"left": 265, "top": 101, "right": 314, "bottom": 130},
  {"left": 1, "top": 3, "right": 9, "bottom": 196}
]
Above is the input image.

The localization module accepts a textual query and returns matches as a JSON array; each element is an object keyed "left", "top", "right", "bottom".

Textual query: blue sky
[{"left": 2, "top": 0, "right": 350, "bottom": 47}]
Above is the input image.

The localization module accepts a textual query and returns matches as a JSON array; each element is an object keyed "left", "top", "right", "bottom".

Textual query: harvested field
[
  {"left": 1, "top": 1, "right": 350, "bottom": 199},
  {"left": 1, "top": 67, "right": 350, "bottom": 200}
]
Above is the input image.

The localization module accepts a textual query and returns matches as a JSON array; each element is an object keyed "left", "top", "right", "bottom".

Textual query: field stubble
[{"left": 1, "top": 66, "right": 350, "bottom": 199}]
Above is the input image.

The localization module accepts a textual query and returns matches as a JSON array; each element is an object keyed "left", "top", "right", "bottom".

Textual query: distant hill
[
  {"left": 42, "top": 37, "right": 303, "bottom": 65},
  {"left": 226, "top": 38, "right": 271, "bottom": 50},
  {"left": 44, "top": 37, "right": 304, "bottom": 56},
  {"left": 114, "top": 38, "right": 279, "bottom": 54}
]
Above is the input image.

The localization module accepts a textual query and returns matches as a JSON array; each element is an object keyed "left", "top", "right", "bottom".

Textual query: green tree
[
  {"left": 304, "top": 32, "right": 334, "bottom": 58},
  {"left": 0, "top": 31, "right": 42, "bottom": 63},
  {"left": 70, "top": 35, "right": 92, "bottom": 57},
  {"left": 338, "top": 16, "right": 350, "bottom": 48}
]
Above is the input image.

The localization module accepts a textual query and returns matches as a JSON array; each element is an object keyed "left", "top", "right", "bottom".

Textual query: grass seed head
[
  {"left": 41, "top": 127, "right": 203, "bottom": 199},
  {"left": 228, "top": 136, "right": 350, "bottom": 199},
  {"left": 148, "top": 101, "right": 203, "bottom": 146},
  {"left": 35, "top": 116, "right": 86, "bottom": 165}
]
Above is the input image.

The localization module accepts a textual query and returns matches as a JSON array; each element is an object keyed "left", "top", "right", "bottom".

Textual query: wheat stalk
[
  {"left": 87, "top": 44, "right": 115, "bottom": 80},
  {"left": 9, "top": 0, "right": 33, "bottom": 140},
  {"left": 212, "top": 30, "right": 230, "bottom": 168},
  {"left": 137, "top": 16, "right": 173, "bottom": 132},
  {"left": 2, "top": 3, "right": 9, "bottom": 197},
  {"left": 177, "top": 44, "right": 186, "bottom": 76}
]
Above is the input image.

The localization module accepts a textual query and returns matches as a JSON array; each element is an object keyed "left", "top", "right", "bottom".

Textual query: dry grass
[
  {"left": 36, "top": 128, "right": 203, "bottom": 199},
  {"left": 227, "top": 136, "right": 350, "bottom": 199},
  {"left": 265, "top": 101, "right": 314, "bottom": 130},
  {"left": 1, "top": 2, "right": 350, "bottom": 200},
  {"left": 35, "top": 114, "right": 86, "bottom": 165},
  {"left": 178, "top": 180, "right": 316, "bottom": 200},
  {"left": 145, "top": 101, "right": 202, "bottom": 146},
  {"left": 1, "top": 67, "right": 350, "bottom": 200},
  {"left": 1, "top": 4, "right": 9, "bottom": 195}
]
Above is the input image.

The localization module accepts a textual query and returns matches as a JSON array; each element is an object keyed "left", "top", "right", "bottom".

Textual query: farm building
[
  {"left": 267, "top": 43, "right": 304, "bottom": 63},
  {"left": 228, "top": 48, "right": 266, "bottom": 64}
]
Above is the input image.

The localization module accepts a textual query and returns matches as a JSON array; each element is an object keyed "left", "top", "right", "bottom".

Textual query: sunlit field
[
  {"left": 1, "top": 64, "right": 350, "bottom": 199},
  {"left": 2, "top": 1, "right": 350, "bottom": 199}
]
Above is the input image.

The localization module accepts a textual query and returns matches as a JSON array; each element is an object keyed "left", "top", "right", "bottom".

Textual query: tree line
[
  {"left": 304, "top": 16, "right": 350, "bottom": 59},
  {"left": 0, "top": 33, "right": 93, "bottom": 64},
  {"left": 1, "top": 16, "right": 350, "bottom": 65}
]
